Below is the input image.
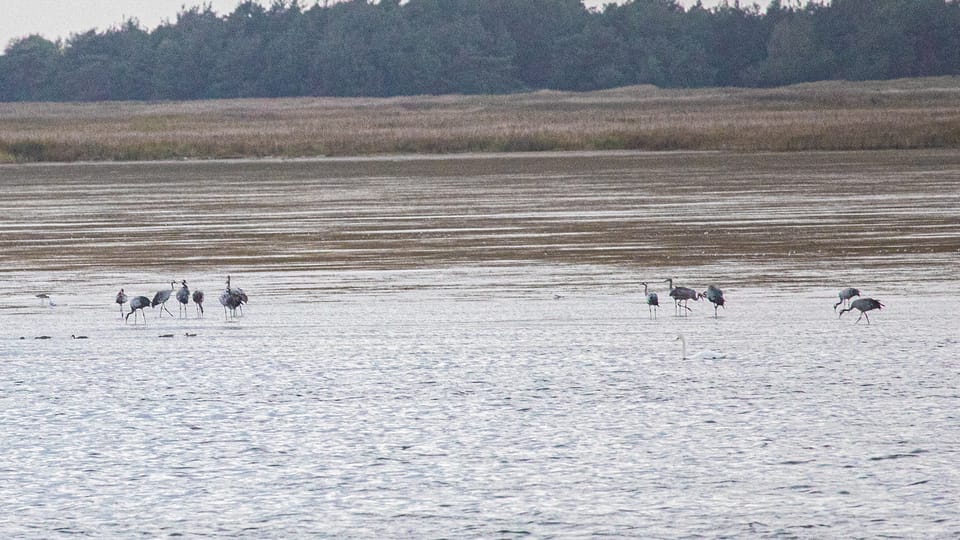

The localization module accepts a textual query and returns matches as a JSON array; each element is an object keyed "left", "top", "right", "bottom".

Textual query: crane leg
[{"left": 162, "top": 303, "right": 174, "bottom": 317}]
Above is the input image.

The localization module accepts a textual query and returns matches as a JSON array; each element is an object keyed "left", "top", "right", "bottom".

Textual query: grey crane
[
  {"left": 700, "top": 284, "right": 725, "bottom": 318},
  {"left": 36, "top": 293, "right": 50, "bottom": 306},
  {"left": 219, "top": 275, "right": 244, "bottom": 320},
  {"left": 125, "top": 295, "right": 151, "bottom": 324},
  {"left": 839, "top": 297, "right": 883, "bottom": 324},
  {"left": 151, "top": 281, "right": 176, "bottom": 317},
  {"left": 664, "top": 278, "right": 697, "bottom": 316},
  {"left": 833, "top": 287, "right": 861, "bottom": 311},
  {"left": 236, "top": 288, "right": 248, "bottom": 316},
  {"left": 176, "top": 280, "right": 190, "bottom": 318},
  {"left": 192, "top": 290, "right": 205, "bottom": 317},
  {"left": 115, "top": 288, "right": 127, "bottom": 318},
  {"left": 641, "top": 281, "right": 659, "bottom": 319}
]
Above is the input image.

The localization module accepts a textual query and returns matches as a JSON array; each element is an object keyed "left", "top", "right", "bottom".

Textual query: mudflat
[{"left": 0, "top": 150, "right": 956, "bottom": 288}]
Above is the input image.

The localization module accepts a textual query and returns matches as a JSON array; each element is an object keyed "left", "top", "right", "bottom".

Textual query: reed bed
[{"left": 2, "top": 77, "right": 960, "bottom": 162}]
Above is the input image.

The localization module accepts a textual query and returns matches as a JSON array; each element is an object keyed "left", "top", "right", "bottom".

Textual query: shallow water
[{"left": 0, "top": 151, "right": 958, "bottom": 537}]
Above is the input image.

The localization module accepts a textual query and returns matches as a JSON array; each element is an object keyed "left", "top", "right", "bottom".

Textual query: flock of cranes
[
  {"left": 640, "top": 278, "right": 727, "bottom": 320},
  {"left": 118, "top": 275, "right": 248, "bottom": 324},
  {"left": 27, "top": 278, "right": 886, "bottom": 343},
  {"left": 641, "top": 280, "right": 884, "bottom": 324},
  {"left": 833, "top": 287, "right": 885, "bottom": 324}
]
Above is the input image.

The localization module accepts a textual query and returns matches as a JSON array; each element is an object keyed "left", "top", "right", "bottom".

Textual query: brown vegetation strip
[{"left": 2, "top": 78, "right": 960, "bottom": 162}]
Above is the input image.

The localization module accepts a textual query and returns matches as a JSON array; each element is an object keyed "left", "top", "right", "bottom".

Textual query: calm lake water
[{"left": 0, "top": 151, "right": 958, "bottom": 537}]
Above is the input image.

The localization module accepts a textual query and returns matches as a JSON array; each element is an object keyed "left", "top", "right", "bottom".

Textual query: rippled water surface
[{"left": 0, "top": 151, "right": 958, "bottom": 537}]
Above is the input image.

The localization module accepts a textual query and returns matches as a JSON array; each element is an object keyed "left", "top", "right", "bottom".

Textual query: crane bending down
[
  {"left": 665, "top": 278, "right": 697, "bottom": 316},
  {"left": 176, "top": 280, "right": 190, "bottom": 318},
  {"left": 700, "top": 285, "right": 725, "bottom": 318},
  {"left": 152, "top": 281, "right": 176, "bottom": 317},
  {"left": 834, "top": 287, "right": 861, "bottom": 311},
  {"left": 115, "top": 289, "right": 127, "bottom": 318},
  {"left": 839, "top": 298, "right": 883, "bottom": 324},
  {"left": 192, "top": 290, "right": 205, "bottom": 317},
  {"left": 125, "top": 295, "right": 151, "bottom": 324},
  {"left": 641, "top": 282, "right": 659, "bottom": 319}
]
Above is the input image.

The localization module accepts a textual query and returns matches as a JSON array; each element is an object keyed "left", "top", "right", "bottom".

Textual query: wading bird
[
  {"left": 641, "top": 282, "right": 659, "bottom": 319},
  {"left": 192, "top": 290, "right": 205, "bottom": 318},
  {"left": 126, "top": 295, "right": 151, "bottom": 324},
  {"left": 71, "top": 334, "right": 88, "bottom": 339},
  {"left": 236, "top": 288, "right": 248, "bottom": 316},
  {"left": 665, "top": 278, "right": 697, "bottom": 316},
  {"left": 833, "top": 287, "right": 861, "bottom": 311},
  {"left": 36, "top": 293, "right": 50, "bottom": 306},
  {"left": 219, "top": 275, "right": 244, "bottom": 320},
  {"left": 675, "top": 334, "right": 726, "bottom": 360},
  {"left": 152, "top": 281, "right": 176, "bottom": 317},
  {"left": 115, "top": 289, "right": 127, "bottom": 318},
  {"left": 176, "top": 280, "right": 190, "bottom": 318},
  {"left": 839, "top": 297, "right": 884, "bottom": 324},
  {"left": 700, "top": 285, "right": 725, "bottom": 318}
]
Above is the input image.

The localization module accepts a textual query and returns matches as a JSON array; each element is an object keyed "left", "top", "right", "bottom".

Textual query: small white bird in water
[{"left": 675, "top": 334, "right": 726, "bottom": 360}]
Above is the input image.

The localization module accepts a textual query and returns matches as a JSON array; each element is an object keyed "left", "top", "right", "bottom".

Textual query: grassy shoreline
[{"left": 2, "top": 77, "right": 960, "bottom": 163}]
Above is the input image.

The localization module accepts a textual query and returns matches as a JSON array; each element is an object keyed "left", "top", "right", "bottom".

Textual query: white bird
[{"left": 675, "top": 334, "right": 726, "bottom": 360}]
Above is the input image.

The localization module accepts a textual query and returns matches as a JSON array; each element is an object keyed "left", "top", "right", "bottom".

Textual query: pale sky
[{"left": 0, "top": 0, "right": 729, "bottom": 51}]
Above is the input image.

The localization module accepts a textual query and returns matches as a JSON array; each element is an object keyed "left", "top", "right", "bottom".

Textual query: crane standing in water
[
  {"left": 192, "top": 289, "right": 205, "bottom": 318},
  {"left": 152, "top": 281, "right": 176, "bottom": 317},
  {"left": 664, "top": 278, "right": 697, "bottom": 316},
  {"left": 115, "top": 289, "right": 127, "bottom": 318},
  {"left": 700, "top": 285, "right": 725, "bottom": 318},
  {"left": 839, "top": 297, "right": 884, "bottom": 324},
  {"left": 125, "top": 295, "right": 151, "bottom": 324},
  {"left": 219, "top": 275, "right": 245, "bottom": 320},
  {"left": 176, "top": 280, "right": 190, "bottom": 318},
  {"left": 641, "top": 282, "right": 659, "bottom": 319},
  {"left": 834, "top": 287, "right": 861, "bottom": 311}
]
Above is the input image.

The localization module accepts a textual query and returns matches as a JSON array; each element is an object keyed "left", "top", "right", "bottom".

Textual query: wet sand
[{"left": 0, "top": 150, "right": 957, "bottom": 292}]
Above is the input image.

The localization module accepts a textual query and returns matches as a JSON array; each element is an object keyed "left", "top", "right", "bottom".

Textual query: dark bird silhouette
[
  {"left": 700, "top": 284, "right": 725, "bottom": 318},
  {"left": 833, "top": 287, "right": 861, "bottom": 311},
  {"left": 185, "top": 332, "right": 197, "bottom": 337},
  {"left": 219, "top": 275, "right": 244, "bottom": 320},
  {"left": 152, "top": 281, "right": 176, "bottom": 317},
  {"left": 71, "top": 334, "right": 88, "bottom": 339},
  {"left": 35, "top": 335, "right": 52, "bottom": 340},
  {"left": 236, "top": 288, "right": 248, "bottom": 316},
  {"left": 115, "top": 288, "right": 127, "bottom": 318},
  {"left": 36, "top": 293, "right": 50, "bottom": 306},
  {"left": 839, "top": 298, "right": 884, "bottom": 324},
  {"left": 641, "top": 282, "right": 659, "bottom": 319},
  {"left": 664, "top": 278, "right": 697, "bottom": 316},
  {"left": 126, "top": 295, "right": 151, "bottom": 324},
  {"left": 158, "top": 334, "right": 174, "bottom": 338},
  {"left": 176, "top": 280, "right": 190, "bottom": 318},
  {"left": 192, "top": 290, "right": 205, "bottom": 317}
]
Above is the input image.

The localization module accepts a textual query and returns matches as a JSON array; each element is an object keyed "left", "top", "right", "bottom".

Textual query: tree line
[{"left": 2, "top": 0, "right": 959, "bottom": 102}]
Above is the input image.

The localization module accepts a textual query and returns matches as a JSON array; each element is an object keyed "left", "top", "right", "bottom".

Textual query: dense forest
[{"left": 1, "top": 0, "right": 959, "bottom": 102}]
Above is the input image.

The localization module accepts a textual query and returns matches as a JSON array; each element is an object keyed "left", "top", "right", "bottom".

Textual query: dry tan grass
[{"left": 2, "top": 77, "right": 960, "bottom": 162}]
